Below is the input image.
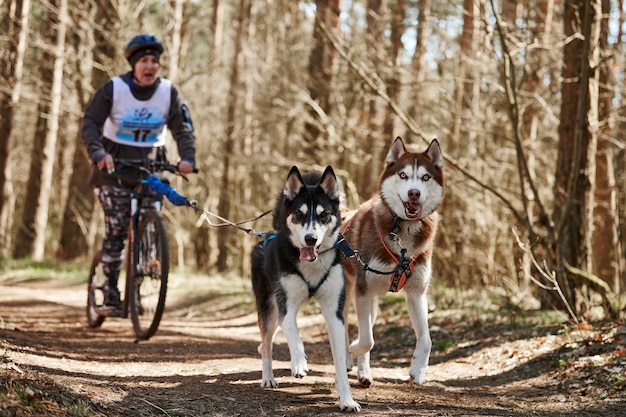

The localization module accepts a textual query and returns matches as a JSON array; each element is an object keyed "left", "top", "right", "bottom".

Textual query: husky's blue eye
[
  {"left": 422, "top": 174, "right": 431, "bottom": 181},
  {"left": 399, "top": 172, "right": 408, "bottom": 180}
]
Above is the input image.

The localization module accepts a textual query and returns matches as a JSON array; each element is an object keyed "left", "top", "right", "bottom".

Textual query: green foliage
[
  {"left": 551, "top": 357, "right": 569, "bottom": 368},
  {"left": 433, "top": 339, "right": 455, "bottom": 351},
  {"left": 0, "top": 258, "right": 86, "bottom": 285}
]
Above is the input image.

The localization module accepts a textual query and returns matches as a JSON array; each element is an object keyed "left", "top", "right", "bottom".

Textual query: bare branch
[
  {"left": 512, "top": 228, "right": 580, "bottom": 323},
  {"left": 318, "top": 16, "right": 526, "bottom": 224},
  {"left": 489, "top": 0, "right": 554, "bottom": 240}
]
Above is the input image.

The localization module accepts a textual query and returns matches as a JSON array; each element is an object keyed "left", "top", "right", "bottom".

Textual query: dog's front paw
[
  {"left": 357, "top": 366, "right": 373, "bottom": 387},
  {"left": 357, "top": 374, "right": 372, "bottom": 388},
  {"left": 290, "top": 353, "right": 309, "bottom": 378},
  {"left": 339, "top": 398, "right": 361, "bottom": 412},
  {"left": 409, "top": 369, "right": 426, "bottom": 385},
  {"left": 409, "top": 363, "right": 427, "bottom": 384},
  {"left": 409, "top": 355, "right": 428, "bottom": 384},
  {"left": 260, "top": 377, "right": 278, "bottom": 388},
  {"left": 356, "top": 356, "right": 373, "bottom": 387},
  {"left": 291, "top": 362, "right": 308, "bottom": 378},
  {"left": 349, "top": 339, "right": 372, "bottom": 357}
]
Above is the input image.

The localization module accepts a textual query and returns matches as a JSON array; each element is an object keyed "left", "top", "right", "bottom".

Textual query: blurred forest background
[{"left": 1, "top": 0, "right": 624, "bottom": 322}]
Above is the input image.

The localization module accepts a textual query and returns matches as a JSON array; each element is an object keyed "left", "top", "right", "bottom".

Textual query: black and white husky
[{"left": 251, "top": 166, "right": 360, "bottom": 412}]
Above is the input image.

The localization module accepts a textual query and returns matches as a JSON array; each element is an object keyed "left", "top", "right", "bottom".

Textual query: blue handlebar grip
[{"left": 147, "top": 175, "right": 189, "bottom": 207}]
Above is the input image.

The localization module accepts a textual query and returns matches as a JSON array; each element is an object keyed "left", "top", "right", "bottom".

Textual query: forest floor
[{"left": 1, "top": 266, "right": 625, "bottom": 416}]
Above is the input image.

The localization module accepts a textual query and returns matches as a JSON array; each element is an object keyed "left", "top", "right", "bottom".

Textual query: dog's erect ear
[
  {"left": 385, "top": 136, "right": 407, "bottom": 165},
  {"left": 284, "top": 166, "right": 305, "bottom": 200},
  {"left": 425, "top": 138, "right": 443, "bottom": 169},
  {"left": 319, "top": 166, "right": 340, "bottom": 201}
]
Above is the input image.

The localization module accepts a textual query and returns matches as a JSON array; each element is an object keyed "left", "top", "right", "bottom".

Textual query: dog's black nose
[
  {"left": 408, "top": 189, "right": 420, "bottom": 200},
  {"left": 304, "top": 234, "right": 317, "bottom": 246}
]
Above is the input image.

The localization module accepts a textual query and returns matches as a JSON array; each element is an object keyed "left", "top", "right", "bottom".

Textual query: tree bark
[
  {"left": 359, "top": 0, "right": 385, "bottom": 198},
  {"left": 216, "top": 0, "right": 249, "bottom": 272},
  {"left": 553, "top": 0, "right": 600, "bottom": 316},
  {"left": 450, "top": 0, "right": 483, "bottom": 152},
  {"left": 303, "top": 0, "right": 340, "bottom": 156},
  {"left": 383, "top": 0, "right": 405, "bottom": 138},
  {"left": 0, "top": 0, "right": 31, "bottom": 256},
  {"left": 592, "top": 0, "right": 619, "bottom": 297},
  {"left": 14, "top": 0, "right": 64, "bottom": 259},
  {"left": 58, "top": 0, "right": 118, "bottom": 260},
  {"left": 165, "top": 0, "right": 189, "bottom": 84},
  {"left": 519, "top": 0, "right": 555, "bottom": 292},
  {"left": 408, "top": 0, "right": 431, "bottom": 126},
  {"left": 211, "top": 0, "right": 223, "bottom": 59},
  {"left": 30, "top": 0, "right": 68, "bottom": 260},
  {"left": 617, "top": 0, "right": 626, "bottom": 293}
]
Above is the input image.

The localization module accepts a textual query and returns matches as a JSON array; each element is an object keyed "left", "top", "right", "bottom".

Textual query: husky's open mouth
[
  {"left": 404, "top": 201, "right": 423, "bottom": 220},
  {"left": 299, "top": 246, "right": 319, "bottom": 262}
]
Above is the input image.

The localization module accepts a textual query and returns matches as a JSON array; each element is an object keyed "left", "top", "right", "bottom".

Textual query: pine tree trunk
[
  {"left": 216, "top": 0, "right": 249, "bottom": 272},
  {"left": 166, "top": 0, "right": 189, "bottom": 84},
  {"left": 592, "top": 0, "right": 620, "bottom": 298},
  {"left": 360, "top": 0, "right": 385, "bottom": 198},
  {"left": 29, "top": 0, "right": 68, "bottom": 261},
  {"left": 520, "top": 0, "right": 555, "bottom": 292},
  {"left": 13, "top": 10, "right": 56, "bottom": 258},
  {"left": 553, "top": 0, "right": 600, "bottom": 316},
  {"left": 0, "top": 0, "right": 31, "bottom": 256},
  {"left": 450, "top": 0, "right": 482, "bottom": 152},
  {"left": 408, "top": 0, "right": 431, "bottom": 126},
  {"left": 303, "top": 0, "right": 340, "bottom": 156},
  {"left": 58, "top": 0, "right": 119, "bottom": 260}
]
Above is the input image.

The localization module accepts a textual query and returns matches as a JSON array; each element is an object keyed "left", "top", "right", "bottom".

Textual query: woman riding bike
[{"left": 82, "top": 34, "right": 197, "bottom": 309}]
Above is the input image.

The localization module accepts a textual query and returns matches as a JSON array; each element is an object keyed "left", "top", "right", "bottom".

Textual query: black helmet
[{"left": 124, "top": 34, "right": 164, "bottom": 61}]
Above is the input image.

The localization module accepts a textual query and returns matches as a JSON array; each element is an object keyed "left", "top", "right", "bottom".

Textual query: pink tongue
[
  {"left": 300, "top": 247, "right": 318, "bottom": 262},
  {"left": 406, "top": 202, "right": 422, "bottom": 219}
]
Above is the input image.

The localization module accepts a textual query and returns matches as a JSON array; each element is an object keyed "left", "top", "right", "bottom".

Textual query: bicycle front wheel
[{"left": 130, "top": 210, "right": 169, "bottom": 340}]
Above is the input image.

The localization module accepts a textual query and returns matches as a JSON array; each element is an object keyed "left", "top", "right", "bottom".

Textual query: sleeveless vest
[{"left": 102, "top": 77, "right": 171, "bottom": 147}]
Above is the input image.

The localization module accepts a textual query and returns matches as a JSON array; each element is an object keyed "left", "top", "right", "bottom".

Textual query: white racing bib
[{"left": 102, "top": 77, "right": 172, "bottom": 147}]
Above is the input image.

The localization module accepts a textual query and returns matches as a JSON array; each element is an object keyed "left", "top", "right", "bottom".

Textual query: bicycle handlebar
[
  {"left": 107, "top": 159, "right": 197, "bottom": 207},
  {"left": 113, "top": 158, "right": 199, "bottom": 176},
  {"left": 146, "top": 175, "right": 191, "bottom": 207}
]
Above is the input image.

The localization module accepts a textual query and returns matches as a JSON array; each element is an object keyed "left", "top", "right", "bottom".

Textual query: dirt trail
[{"left": 1, "top": 273, "right": 624, "bottom": 416}]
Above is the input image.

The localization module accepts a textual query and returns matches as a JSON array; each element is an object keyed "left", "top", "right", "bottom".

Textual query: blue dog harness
[{"left": 261, "top": 233, "right": 334, "bottom": 298}]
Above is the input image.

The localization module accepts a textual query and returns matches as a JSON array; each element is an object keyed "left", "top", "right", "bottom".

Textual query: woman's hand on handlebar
[
  {"left": 97, "top": 154, "right": 115, "bottom": 174},
  {"left": 97, "top": 156, "right": 195, "bottom": 175},
  {"left": 177, "top": 160, "right": 195, "bottom": 174}
]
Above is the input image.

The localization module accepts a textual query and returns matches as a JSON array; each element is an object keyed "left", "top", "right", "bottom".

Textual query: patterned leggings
[{"left": 97, "top": 185, "right": 132, "bottom": 283}]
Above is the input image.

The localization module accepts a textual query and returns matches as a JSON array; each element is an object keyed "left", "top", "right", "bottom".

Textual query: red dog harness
[
  {"left": 341, "top": 216, "right": 421, "bottom": 293},
  {"left": 379, "top": 231, "right": 420, "bottom": 292}
]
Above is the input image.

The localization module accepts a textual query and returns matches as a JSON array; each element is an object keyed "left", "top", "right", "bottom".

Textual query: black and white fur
[{"left": 251, "top": 166, "right": 360, "bottom": 412}]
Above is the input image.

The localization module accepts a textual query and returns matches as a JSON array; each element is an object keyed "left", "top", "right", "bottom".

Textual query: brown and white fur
[{"left": 342, "top": 137, "right": 444, "bottom": 387}]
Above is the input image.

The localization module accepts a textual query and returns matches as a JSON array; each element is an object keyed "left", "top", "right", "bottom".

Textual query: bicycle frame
[
  {"left": 91, "top": 179, "right": 162, "bottom": 319},
  {"left": 87, "top": 158, "right": 192, "bottom": 340},
  {"left": 118, "top": 180, "right": 163, "bottom": 318}
]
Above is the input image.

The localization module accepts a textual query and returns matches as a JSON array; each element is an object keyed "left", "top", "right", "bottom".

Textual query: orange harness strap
[
  {"left": 379, "top": 231, "right": 419, "bottom": 292},
  {"left": 343, "top": 216, "right": 419, "bottom": 292}
]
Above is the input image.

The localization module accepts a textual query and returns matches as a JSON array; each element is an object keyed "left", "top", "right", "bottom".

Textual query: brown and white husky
[{"left": 342, "top": 137, "right": 444, "bottom": 387}]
